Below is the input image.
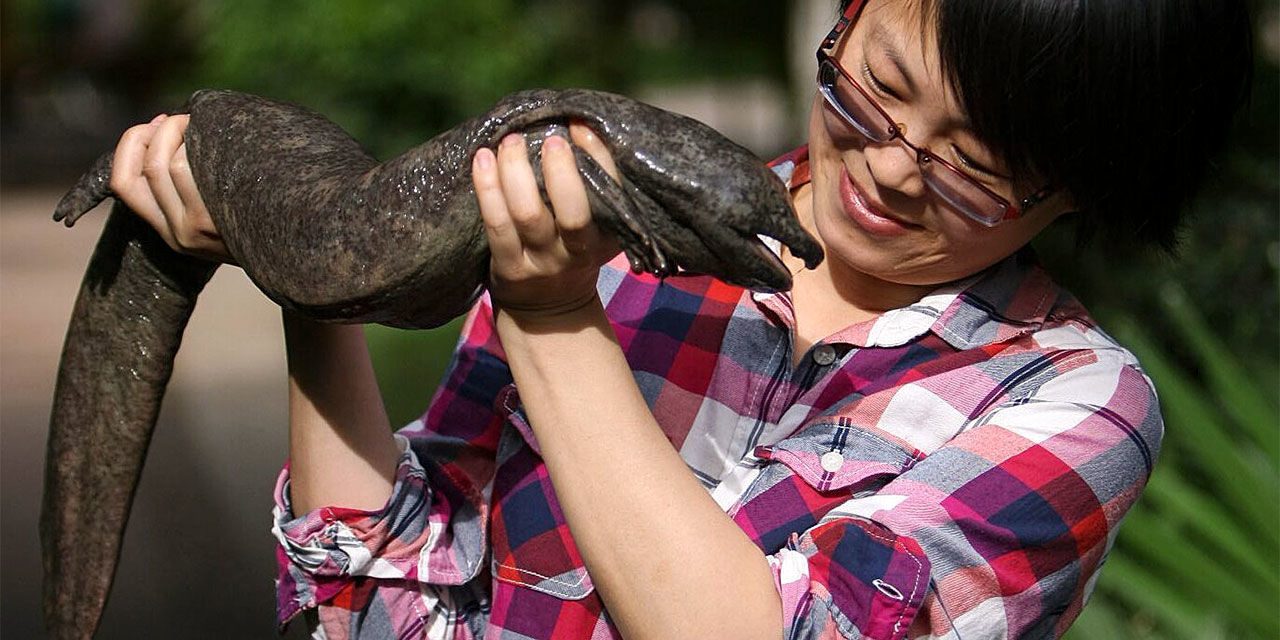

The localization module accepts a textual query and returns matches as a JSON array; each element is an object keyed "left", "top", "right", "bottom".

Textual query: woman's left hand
[{"left": 473, "top": 123, "right": 621, "bottom": 321}]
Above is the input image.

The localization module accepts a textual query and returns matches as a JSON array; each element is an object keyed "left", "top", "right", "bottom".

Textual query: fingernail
[
  {"left": 544, "top": 135, "right": 566, "bottom": 151},
  {"left": 474, "top": 148, "right": 494, "bottom": 170},
  {"left": 501, "top": 133, "right": 522, "bottom": 148}
]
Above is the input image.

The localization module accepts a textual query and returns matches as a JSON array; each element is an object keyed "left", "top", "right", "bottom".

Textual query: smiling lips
[{"left": 839, "top": 167, "right": 920, "bottom": 236}]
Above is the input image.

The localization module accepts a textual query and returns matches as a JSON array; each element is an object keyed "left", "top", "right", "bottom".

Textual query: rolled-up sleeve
[
  {"left": 769, "top": 517, "right": 932, "bottom": 639},
  {"left": 763, "top": 353, "right": 1162, "bottom": 639},
  {"left": 271, "top": 294, "right": 511, "bottom": 629},
  {"left": 271, "top": 436, "right": 437, "bottom": 616}
]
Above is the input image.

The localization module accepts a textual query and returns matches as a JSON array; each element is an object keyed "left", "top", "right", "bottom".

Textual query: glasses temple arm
[
  {"left": 821, "top": 0, "right": 865, "bottom": 49},
  {"left": 1018, "top": 187, "right": 1055, "bottom": 212}
]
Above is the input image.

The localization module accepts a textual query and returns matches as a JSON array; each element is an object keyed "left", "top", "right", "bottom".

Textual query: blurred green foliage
[
  {"left": 364, "top": 319, "right": 464, "bottom": 428},
  {"left": 194, "top": 0, "right": 608, "bottom": 156},
  {"left": 191, "top": 0, "right": 789, "bottom": 158}
]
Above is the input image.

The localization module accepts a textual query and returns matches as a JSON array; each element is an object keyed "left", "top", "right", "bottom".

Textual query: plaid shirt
[{"left": 272, "top": 147, "right": 1162, "bottom": 639}]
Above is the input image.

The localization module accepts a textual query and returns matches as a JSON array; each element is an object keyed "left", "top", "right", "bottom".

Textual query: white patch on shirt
[
  {"left": 710, "top": 462, "right": 765, "bottom": 512},
  {"left": 877, "top": 384, "right": 968, "bottom": 452},
  {"left": 362, "top": 557, "right": 406, "bottom": 579},
  {"left": 863, "top": 286, "right": 965, "bottom": 347},
  {"left": 419, "top": 583, "right": 451, "bottom": 640},
  {"left": 774, "top": 547, "right": 810, "bottom": 585},
  {"left": 337, "top": 521, "right": 375, "bottom": 575},
  {"left": 683, "top": 396, "right": 757, "bottom": 483},
  {"left": 310, "top": 620, "right": 329, "bottom": 640},
  {"left": 983, "top": 401, "right": 1092, "bottom": 444},
  {"left": 982, "top": 359, "right": 1126, "bottom": 444},
  {"left": 822, "top": 494, "right": 910, "bottom": 522},
  {"left": 948, "top": 596, "right": 1009, "bottom": 639}
]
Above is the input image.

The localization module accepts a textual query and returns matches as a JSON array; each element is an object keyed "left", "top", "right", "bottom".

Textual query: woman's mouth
[{"left": 839, "top": 168, "right": 919, "bottom": 236}]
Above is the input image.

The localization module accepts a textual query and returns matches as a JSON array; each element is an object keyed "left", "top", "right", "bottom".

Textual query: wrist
[
  {"left": 492, "top": 288, "right": 602, "bottom": 327},
  {"left": 487, "top": 258, "right": 606, "bottom": 324}
]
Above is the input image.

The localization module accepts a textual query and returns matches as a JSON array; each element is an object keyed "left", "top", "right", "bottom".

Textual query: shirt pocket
[
  {"left": 489, "top": 393, "right": 596, "bottom": 600},
  {"left": 733, "top": 418, "right": 922, "bottom": 553}
]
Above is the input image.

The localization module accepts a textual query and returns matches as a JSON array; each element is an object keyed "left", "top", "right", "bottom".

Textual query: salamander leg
[
  {"left": 53, "top": 152, "right": 115, "bottom": 227},
  {"left": 572, "top": 148, "right": 669, "bottom": 276}
]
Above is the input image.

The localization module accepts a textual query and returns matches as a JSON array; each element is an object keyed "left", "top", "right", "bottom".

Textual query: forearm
[
  {"left": 284, "top": 310, "right": 399, "bottom": 515},
  {"left": 495, "top": 302, "right": 782, "bottom": 640}
]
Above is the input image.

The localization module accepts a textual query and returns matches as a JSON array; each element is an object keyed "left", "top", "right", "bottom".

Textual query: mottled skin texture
[{"left": 41, "top": 88, "right": 824, "bottom": 638}]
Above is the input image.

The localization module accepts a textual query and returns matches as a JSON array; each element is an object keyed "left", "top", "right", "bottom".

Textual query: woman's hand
[
  {"left": 110, "top": 113, "right": 233, "bottom": 264},
  {"left": 473, "top": 123, "right": 620, "bottom": 320}
]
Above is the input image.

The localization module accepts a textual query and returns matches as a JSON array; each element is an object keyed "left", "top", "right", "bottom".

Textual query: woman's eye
[
  {"left": 952, "top": 145, "right": 999, "bottom": 178},
  {"left": 862, "top": 62, "right": 900, "bottom": 100}
]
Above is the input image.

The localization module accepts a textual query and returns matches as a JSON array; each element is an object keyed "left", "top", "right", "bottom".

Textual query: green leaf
[
  {"left": 1143, "top": 469, "right": 1279, "bottom": 590},
  {"left": 1160, "top": 282, "right": 1280, "bottom": 465},
  {"left": 1116, "top": 507, "right": 1274, "bottom": 631},
  {"left": 1066, "top": 598, "right": 1140, "bottom": 640},
  {"left": 1093, "top": 553, "right": 1206, "bottom": 638}
]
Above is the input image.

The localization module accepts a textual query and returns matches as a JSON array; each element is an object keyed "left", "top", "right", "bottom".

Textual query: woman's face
[{"left": 804, "top": 0, "right": 1070, "bottom": 288}]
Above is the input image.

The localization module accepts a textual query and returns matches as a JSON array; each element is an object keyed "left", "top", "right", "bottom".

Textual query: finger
[
  {"left": 170, "top": 141, "right": 207, "bottom": 222},
  {"left": 541, "top": 134, "right": 600, "bottom": 254},
  {"left": 143, "top": 116, "right": 189, "bottom": 245},
  {"left": 497, "top": 133, "right": 557, "bottom": 250},
  {"left": 110, "top": 116, "right": 172, "bottom": 246},
  {"left": 473, "top": 147, "right": 523, "bottom": 265},
  {"left": 570, "top": 121, "right": 620, "bottom": 182},
  {"left": 170, "top": 136, "right": 214, "bottom": 235},
  {"left": 171, "top": 141, "right": 232, "bottom": 262}
]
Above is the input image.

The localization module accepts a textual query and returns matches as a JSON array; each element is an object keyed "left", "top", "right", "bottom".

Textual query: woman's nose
[{"left": 862, "top": 140, "right": 927, "bottom": 199}]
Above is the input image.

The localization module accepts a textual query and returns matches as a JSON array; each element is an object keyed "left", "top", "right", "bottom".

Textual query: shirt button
[
  {"left": 820, "top": 451, "right": 844, "bottom": 473},
  {"left": 812, "top": 344, "right": 838, "bottom": 366}
]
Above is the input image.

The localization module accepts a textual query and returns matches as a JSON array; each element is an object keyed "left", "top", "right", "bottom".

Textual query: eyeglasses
[{"left": 816, "top": 0, "right": 1052, "bottom": 226}]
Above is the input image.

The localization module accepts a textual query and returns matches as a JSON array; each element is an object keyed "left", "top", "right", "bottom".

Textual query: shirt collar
[{"left": 761, "top": 145, "right": 1061, "bottom": 351}]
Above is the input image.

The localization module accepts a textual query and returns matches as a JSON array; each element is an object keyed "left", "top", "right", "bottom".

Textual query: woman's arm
[
  {"left": 110, "top": 113, "right": 401, "bottom": 514},
  {"left": 475, "top": 128, "right": 782, "bottom": 639},
  {"left": 495, "top": 306, "right": 783, "bottom": 640},
  {"left": 283, "top": 312, "right": 399, "bottom": 514}
]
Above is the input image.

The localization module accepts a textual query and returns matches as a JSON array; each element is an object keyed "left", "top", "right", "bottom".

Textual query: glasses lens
[
  {"left": 819, "top": 60, "right": 895, "bottom": 143},
  {"left": 920, "top": 159, "right": 1009, "bottom": 226}
]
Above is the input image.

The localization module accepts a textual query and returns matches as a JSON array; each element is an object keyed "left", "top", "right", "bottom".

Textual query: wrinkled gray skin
[{"left": 41, "top": 87, "right": 824, "bottom": 638}]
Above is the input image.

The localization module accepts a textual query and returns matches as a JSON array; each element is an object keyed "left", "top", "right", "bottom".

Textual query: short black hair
[{"left": 838, "top": 0, "right": 1254, "bottom": 251}]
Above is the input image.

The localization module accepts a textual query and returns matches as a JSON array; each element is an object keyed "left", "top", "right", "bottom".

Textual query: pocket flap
[{"left": 760, "top": 418, "right": 920, "bottom": 493}]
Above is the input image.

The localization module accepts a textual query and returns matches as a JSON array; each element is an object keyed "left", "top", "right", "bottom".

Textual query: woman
[{"left": 109, "top": 0, "right": 1251, "bottom": 637}]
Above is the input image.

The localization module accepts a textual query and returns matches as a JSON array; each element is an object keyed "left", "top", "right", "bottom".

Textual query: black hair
[{"left": 839, "top": 0, "right": 1254, "bottom": 251}]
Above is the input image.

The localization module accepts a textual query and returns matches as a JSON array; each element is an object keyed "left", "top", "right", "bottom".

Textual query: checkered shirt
[{"left": 271, "top": 146, "right": 1162, "bottom": 639}]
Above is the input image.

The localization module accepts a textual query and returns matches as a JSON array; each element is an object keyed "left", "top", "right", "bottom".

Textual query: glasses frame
[{"left": 816, "top": 0, "right": 1053, "bottom": 226}]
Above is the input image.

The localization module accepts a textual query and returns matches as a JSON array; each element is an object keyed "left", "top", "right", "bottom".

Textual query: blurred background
[{"left": 1, "top": 0, "right": 1276, "bottom": 637}]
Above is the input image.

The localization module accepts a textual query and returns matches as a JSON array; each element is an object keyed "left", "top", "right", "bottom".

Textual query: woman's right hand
[{"left": 110, "top": 113, "right": 234, "bottom": 264}]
